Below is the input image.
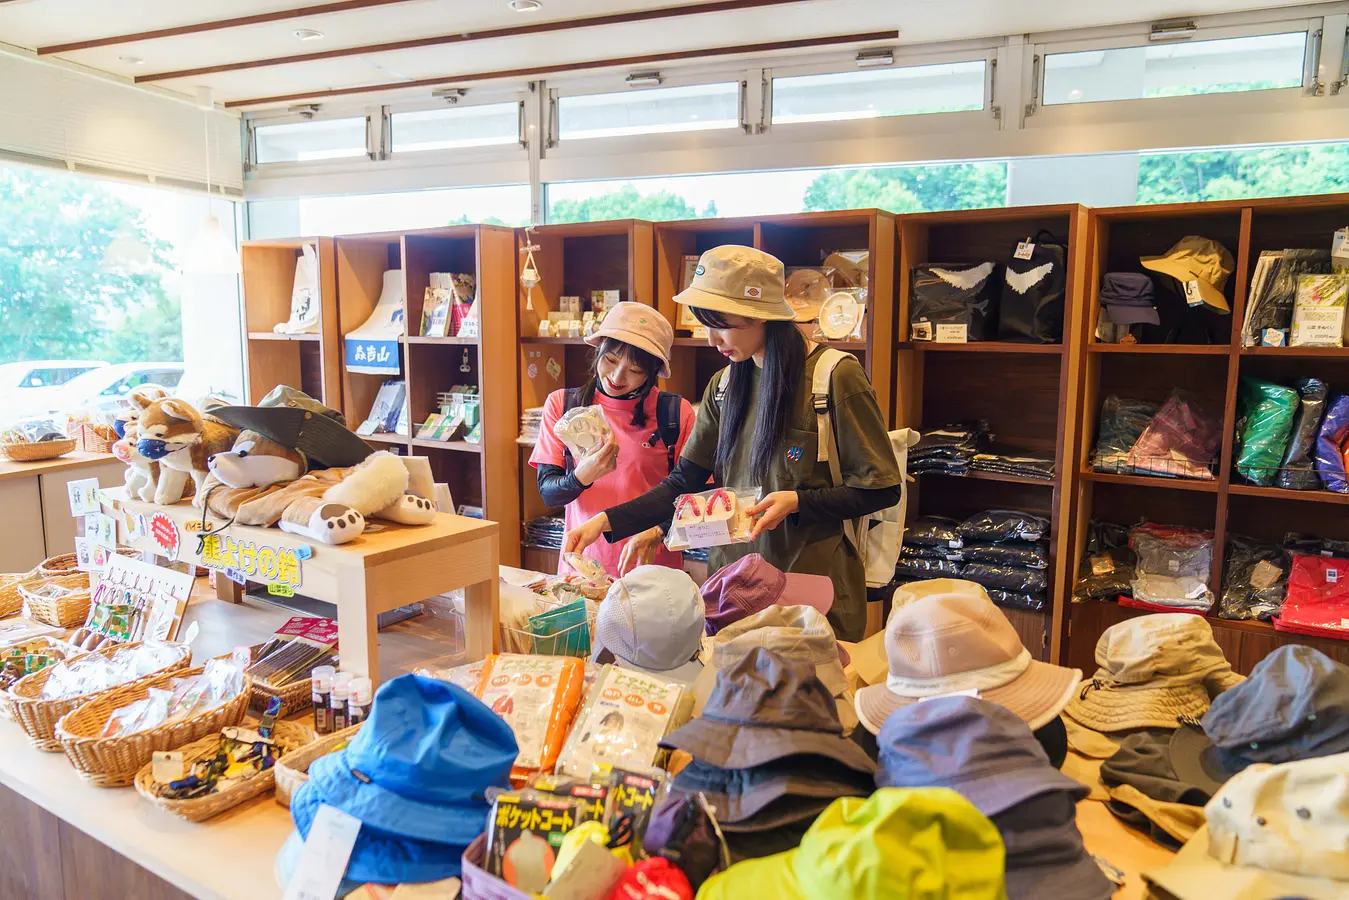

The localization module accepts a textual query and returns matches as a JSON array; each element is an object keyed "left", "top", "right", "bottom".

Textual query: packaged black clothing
[
  {"left": 987, "top": 589, "right": 1047, "bottom": 613},
  {"left": 962, "top": 562, "right": 1048, "bottom": 595},
  {"left": 910, "top": 459, "right": 971, "bottom": 477},
  {"left": 969, "top": 453, "right": 1055, "bottom": 481},
  {"left": 900, "top": 543, "right": 964, "bottom": 562},
  {"left": 905, "top": 517, "right": 964, "bottom": 548},
  {"left": 1277, "top": 378, "right": 1329, "bottom": 491},
  {"left": 957, "top": 509, "right": 1050, "bottom": 544},
  {"left": 1217, "top": 534, "right": 1289, "bottom": 622},
  {"left": 962, "top": 541, "right": 1049, "bottom": 570},
  {"left": 1282, "top": 533, "right": 1349, "bottom": 559},
  {"left": 910, "top": 262, "right": 999, "bottom": 342},
  {"left": 999, "top": 231, "right": 1068, "bottom": 344},
  {"left": 894, "top": 557, "right": 963, "bottom": 580},
  {"left": 1092, "top": 397, "right": 1160, "bottom": 474},
  {"left": 910, "top": 421, "right": 990, "bottom": 463},
  {"left": 1074, "top": 521, "right": 1136, "bottom": 602},
  {"left": 1244, "top": 250, "right": 1332, "bottom": 341}
]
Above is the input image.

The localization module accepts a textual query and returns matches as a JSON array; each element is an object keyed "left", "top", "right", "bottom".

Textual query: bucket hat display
[
  {"left": 210, "top": 384, "right": 373, "bottom": 470},
  {"left": 1140, "top": 236, "right": 1235, "bottom": 314},
  {"left": 853, "top": 582, "right": 1079, "bottom": 734},
  {"left": 591, "top": 565, "right": 705, "bottom": 684},
  {"left": 286, "top": 674, "right": 518, "bottom": 885},
  {"left": 673, "top": 246, "right": 795, "bottom": 322},
  {"left": 1145, "top": 752, "right": 1349, "bottom": 900},
  {"left": 700, "top": 553, "right": 833, "bottom": 635},
  {"left": 695, "top": 788, "right": 1008, "bottom": 900},
  {"left": 846, "top": 578, "right": 980, "bottom": 687},
  {"left": 1064, "top": 613, "right": 1243, "bottom": 733},
  {"left": 672, "top": 756, "right": 873, "bottom": 828},
  {"left": 584, "top": 301, "right": 675, "bottom": 379},
  {"left": 660, "top": 647, "right": 874, "bottom": 774}
]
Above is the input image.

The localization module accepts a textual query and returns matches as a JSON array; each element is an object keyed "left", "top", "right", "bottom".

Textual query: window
[
  {"left": 772, "top": 61, "right": 987, "bottom": 124},
  {"left": 248, "top": 184, "right": 532, "bottom": 238},
  {"left": 1043, "top": 32, "right": 1306, "bottom": 105},
  {"left": 557, "top": 83, "right": 740, "bottom": 140},
  {"left": 254, "top": 117, "right": 368, "bottom": 164},
  {"left": 391, "top": 103, "right": 521, "bottom": 153}
]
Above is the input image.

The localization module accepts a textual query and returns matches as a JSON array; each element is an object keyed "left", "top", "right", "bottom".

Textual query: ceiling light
[
  {"left": 118, "top": 55, "right": 144, "bottom": 66},
  {"left": 293, "top": 28, "right": 325, "bottom": 41},
  {"left": 1149, "top": 19, "right": 1196, "bottom": 42},
  {"left": 625, "top": 71, "right": 662, "bottom": 87},
  {"left": 508, "top": 0, "right": 543, "bottom": 11},
  {"left": 855, "top": 49, "right": 894, "bottom": 68},
  {"left": 186, "top": 214, "right": 241, "bottom": 276}
]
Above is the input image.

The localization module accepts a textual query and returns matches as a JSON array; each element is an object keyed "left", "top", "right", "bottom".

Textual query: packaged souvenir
[
  {"left": 1277, "top": 378, "right": 1329, "bottom": 491},
  {"left": 413, "top": 657, "right": 484, "bottom": 692},
  {"left": 909, "top": 261, "right": 999, "bottom": 342},
  {"left": 596, "top": 764, "right": 666, "bottom": 846},
  {"left": 526, "top": 599, "right": 592, "bottom": 658},
  {"left": 957, "top": 509, "right": 1049, "bottom": 543},
  {"left": 817, "top": 289, "right": 866, "bottom": 340},
  {"left": 39, "top": 641, "right": 182, "bottom": 701},
  {"left": 1234, "top": 377, "right": 1299, "bottom": 486},
  {"left": 475, "top": 654, "right": 585, "bottom": 785},
  {"left": 563, "top": 552, "right": 611, "bottom": 589},
  {"left": 665, "top": 488, "right": 757, "bottom": 551},
  {"left": 245, "top": 619, "right": 338, "bottom": 691},
  {"left": 1275, "top": 553, "right": 1349, "bottom": 639},
  {"left": 553, "top": 405, "right": 611, "bottom": 460},
  {"left": 555, "top": 665, "right": 689, "bottom": 777},
  {"left": 784, "top": 267, "right": 832, "bottom": 322},
  {"left": 486, "top": 790, "right": 588, "bottom": 892},
  {"left": 999, "top": 231, "right": 1068, "bottom": 344},
  {"left": 1073, "top": 521, "right": 1135, "bottom": 602},
  {"left": 1290, "top": 274, "right": 1349, "bottom": 347},
  {"left": 1218, "top": 534, "right": 1289, "bottom": 622}
]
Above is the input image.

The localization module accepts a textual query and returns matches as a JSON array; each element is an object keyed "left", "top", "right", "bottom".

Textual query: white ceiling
[{"left": 0, "top": 0, "right": 1325, "bottom": 111}]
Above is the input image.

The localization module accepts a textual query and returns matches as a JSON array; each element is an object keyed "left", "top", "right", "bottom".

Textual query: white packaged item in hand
[
  {"left": 553, "top": 405, "right": 611, "bottom": 459},
  {"left": 666, "top": 487, "right": 758, "bottom": 551}
]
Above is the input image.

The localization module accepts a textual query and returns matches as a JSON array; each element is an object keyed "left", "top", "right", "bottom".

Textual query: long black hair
[
  {"left": 580, "top": 337, "right": 662, "bottom": 427},
  {"left": 692, "top": 307, "right": 806, "bottom": 483}
]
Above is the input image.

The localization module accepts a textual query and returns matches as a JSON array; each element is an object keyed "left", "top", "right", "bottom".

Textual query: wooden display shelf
[
  {"left": 403, "top": 334, "right": 479, "bottom": 345},
  {"left": 1086, "top": 343, "right": 1230, "bottom": 355},
  {"left": 900, "top": 341, "right": 1062, "bottom": 354},
  {"left": 246, "top": 331, "right": 320, "bottom": 342},
  {"left": 918, "top": 468, "right": 1056, "bottom": 487},
  {"left": 410, "top": 438, "right": 483, "bottom": 453},
  {"left": 1226, "top": 484, "right": 1349, "bottom": 505},
  {"left": 362, "top": 432, "right": 407, "bottom": 446},
  {"left": 1079, "top": 471, "right": 1221, "bottom": 493},
  {"left": 1240, "top": 345, "right": 1349, "bottom": 357},
  {"left": 521, "top": 336, "right": 590, "bottom": 345}
]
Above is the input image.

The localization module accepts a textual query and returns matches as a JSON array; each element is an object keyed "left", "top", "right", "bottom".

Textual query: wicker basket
[
  {"left": 0, "top": 574, "right": 38, "bottom": 618},
  {"left": 55, "top": 666, "right": 253, "bottom": 787},
  {"left": 3, "top": 640, "right": 191, "bottom": 751},
  {"left": 252, "top": 676, "right": 313, "bottom": 719},
  {"left": 133, "top": 719, "right": 315, "bottom": 821},
  {"left": 0, "top": 439, "right": 76, "bottom": 462},
  {"left": 19, "top": 574, "right": 91, "bottom": 628},
  {"left": 274, "top": 723, "right": 363, "bottom": 808},
  {"left": 0, "top": 636, "right": 83, "bottom": 722},
  {"left": 74, "top": 423, "right": 118, "bottom": 455},
  {"left": 34, "top": 548, "right": 137, "bottom": 579}
]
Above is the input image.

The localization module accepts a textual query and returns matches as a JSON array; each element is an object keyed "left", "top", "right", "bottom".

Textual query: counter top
[{"left": 0, "top": 450, "right": 116, "bottom": 483}]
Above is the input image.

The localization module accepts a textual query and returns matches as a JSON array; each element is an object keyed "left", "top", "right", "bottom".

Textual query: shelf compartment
[
  {"left": 917, "top": 469, "right": 1055, "bottom": 487},
  {"left": 361, "top": 433, "right": 407, "bottom": 446},
  {"left": 404, "top": 335, "right": 479, "bottom": 346},
  {"left": 902, "top": 341, "right": 1062, "bottom": 354},
  {"left": 410, "top": 438, "right": 483, "bottom": 453},
  {"left": 1240, "top": 346, "right": 1349, "bottom": 358}
]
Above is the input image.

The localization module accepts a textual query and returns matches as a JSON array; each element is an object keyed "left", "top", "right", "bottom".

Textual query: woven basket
[
  {"left": 19, "top": 574, "right": 91, "bottom": 628},
  {"left": 34, "top": 548, "right": 137, "bottom": 579},
  {"left": 55, "top": 666, "right": 253, "bottom": 787},
  {"left": 0, "top": 439, "right": 76, "bottom": 461},
  {"left": 74, "top": 423, "right": 118, "bottom": 455},
  {"left": 133, "top": 719, "right": 315, "bottom": 821},
  {"left": 0, "top": 574, "right": 38, "bottom": 619},
  {"left": 0, "top": 636, "right": 82, "bottom": 721},
  {"left": 274, "top": 723, "right": 362, "bottom": 808},
  {"left": 252, "top": 676, "right": 313, "bottom": 719},
  {"left": 4, "top": 640, "right": 191, "bottom": 751}
]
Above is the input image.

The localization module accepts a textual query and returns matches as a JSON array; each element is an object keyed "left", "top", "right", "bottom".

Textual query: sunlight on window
[{"left": 772, "top": 61, "right": 986, "bottom": 124}]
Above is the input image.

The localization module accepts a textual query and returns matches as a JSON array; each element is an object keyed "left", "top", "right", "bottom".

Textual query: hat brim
[
  {"left": 689, "top": 652, "right": 854, "bottom": 732},
  {"left": 855, "top": 661, "right": 1080, "bottom": 736},
  {"left": 673, "top": 285, "right": 796, "bottom": 322},
  {"left": 1139, "top": 257, "right": 1231, "bottom": 314},
  {"left": 305, "top": 750, "right": 491, "bottom": 846},
  {"left": 1166, "top": 724, "right": 1241, "bottom": 797},
  {"left": 659, "top": 717, "right": 875, "bottom": 774},
  {"left": 1063, "top": 680, "right": 1211, "bottom": 734},
  {"left": 1145, "top": 826, "right": 1347, "bottom": 900},
  {"left": 779, "top": 572, "right": 834, "bottom": 614},
  {"left": 877, "top": 764, "right": 1087, "bottom": 819},
  {"left": 583, "top": 330, "right": 672, "bottom": 379},
  {"left": 597, "top": 655, "right": 705, "bottom": 687},
  {"left": 673, "top": 760, "right": 873, "bottom": 825},
  {"left": 210, "top": 404, "right": 373, "bottom": 469},
  {"left": 1104, "top": 303, "right": 1162, "bottom": 326}
]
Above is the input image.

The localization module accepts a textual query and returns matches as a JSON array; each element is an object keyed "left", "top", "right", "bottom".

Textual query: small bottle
[
  {"left": 311, "top": 666, "right": 335, "bottom": 735},
  {"left": 330, "top": 672, "right": 351, "bottom": 731},
  {"left": 347, "top": 677, "right": 373, "bottom": 727}
]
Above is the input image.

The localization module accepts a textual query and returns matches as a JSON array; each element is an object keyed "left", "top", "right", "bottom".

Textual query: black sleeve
[
  {"left": 604, "top": 456, "right": 714, "bottom": 542},
  {"left": 794, "top": 483, "right": 901, "bottom": 526},
  {"left": 536, "top": 463, "right": 588, "bottom": 509}
]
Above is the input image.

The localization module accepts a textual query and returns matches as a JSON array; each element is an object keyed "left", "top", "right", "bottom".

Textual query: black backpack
[{"left": 561, "top": 387, "right": 682, "bottom": 473}]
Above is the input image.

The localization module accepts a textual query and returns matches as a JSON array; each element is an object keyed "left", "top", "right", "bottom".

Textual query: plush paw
[
  {"left": 375, "top": 493, "right": 437, "bottom": 525},
  {"left": 311, "top": 504, "right": 365, "bottom": 544}
]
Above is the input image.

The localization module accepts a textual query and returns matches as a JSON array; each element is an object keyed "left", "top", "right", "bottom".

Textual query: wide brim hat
[
  {"left": 1166, "top": 723, "right": 1242, "bottom": 797},
  {"left": 211, "top": 385, "right": 372, "bottom": 469},
  {"left": 674, "top": 245, "right": 795, "bottom": 322},
  {"left": 660, "top": 715, "right": 875, "bottom": 774},
  {"left": 673, "top": 758, "right": 873, "bottom": 826},
  {"left": 1064, "top": 679, "right": 1211, "bottom": 733},
  {"left": 1140, "top": 237, "right": 1234, "bottom": 314},
  {"left": 584, "top": 301, "right": 673, "bottom": 379},
  {"left": 1145, "top": 826, "right": 1348, "bottom": 900}
]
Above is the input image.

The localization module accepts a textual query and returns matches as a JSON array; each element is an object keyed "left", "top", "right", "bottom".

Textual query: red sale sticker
[{"left": 149, "top": 512, "right": 180, "bottom": 560}]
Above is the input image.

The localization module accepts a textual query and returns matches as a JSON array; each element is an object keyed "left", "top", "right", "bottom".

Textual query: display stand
[{"left": 102, "top": 489, "right": 501, "bottom": 682}]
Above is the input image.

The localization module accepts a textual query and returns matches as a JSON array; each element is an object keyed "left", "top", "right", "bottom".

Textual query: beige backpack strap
[{"left": 811, "top": 348, "right": 860, "bottom": 548}]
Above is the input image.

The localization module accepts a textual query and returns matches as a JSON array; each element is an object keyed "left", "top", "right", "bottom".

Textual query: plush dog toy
[
  {"left": 113, "top": 420, "right": 158, "bottom": 503},
  {"left": 111, "top": 384, "right": 170, "bottom": 440},
  {"left": 136, "top": 398, "right": 240, "bottom": 505}
]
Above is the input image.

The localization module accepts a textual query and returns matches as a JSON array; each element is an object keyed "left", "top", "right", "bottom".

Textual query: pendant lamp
[{"left": 185, "top": 87, "right": 241, "bottom": 275}]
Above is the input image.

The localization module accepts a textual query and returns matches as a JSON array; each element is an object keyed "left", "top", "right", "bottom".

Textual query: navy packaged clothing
[
  {"left": 1093, "top": 396, "right": 1159, "bottom": 474},
  {"left": 962, "top": 562, "right": 1048, "bottom": 595},
  {"left": 909, "top": 421, "right": 989, "bottom": 463},
  {"left": 963, "top": 541, "right": 1049, "bottom": 570},
  {"left": 1100, "top": 272, "right": 1160, "bottom": 326},
  {"left": 958, "top": 509, "right": 1050, "bottom": 543},
  {"left": 899, "top": 543, "right": 963, "bottom": 562},
  {"left": 905, "top": 516, "right": 963, "bottom": 548},
  {"left": 1276, "top": 377, "right": 1329, "bottom": 490},
  {"left": 1217, "top": 534, "right": 1288, "bottom": 622},
  {"left": 969, "top": 452, "right": 1055, "bottom": 481},
  {"left": 988, "top": 589, "right": 1047, "bottom": 613},
  {"left": 1074, "top": 521, "right": 1135, "bottom": 602},
  {"left": 1316, "top": 393, "right": 1349, "bottom": 493},
  {"left": 894, "top": 557, "right": 963, "bottom": 580},
  {"left": 910, "top": 262, "right": 999, "bottom": 342},
  {"left": 999, "top": 232, "right": 1068, "bottom": 344}
]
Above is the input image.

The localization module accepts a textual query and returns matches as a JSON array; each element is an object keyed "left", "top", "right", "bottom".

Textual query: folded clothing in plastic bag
[
  {"left": 900, "top": 543, "right": 964, "bottom": 562},
  {"left": 1234, "top": 376, "right": 1299, "bottom": 487},
  {"left": 1217, "top": 534, "right": 1289, "bottom": 622},
  {"left": 1283, "top": 533, "right": 1349, "bottom": 559},
  {"left": 958, "top": 509, "right": 1050, "bottom": 543},
  {"left": 1316, "top": 393, "right": 1349, "bottom": 493},
  {"left": 1274, "top": 553, "right": 1349, "bottom": 639},
  {"left": 962, "top": 541, "right": 1049, "bottom": 569},
  {"left": 894, "top": 557, "right": 964, "bottom": 580},
  {"left": 987, "top": 589, "right": 1046, "bottom": 613},
  {"left": 1244, "top": 249, "right": 1333, "bottom": 343},
  {"left": 962, "top": 562, "right": 1048, "bottom": 595},
  {"left": 1127, "top": 389, "right": 1221, "bottom": 481},
  {"left": 1277, "top": 378, "right": 1329, "bottom": 491},
  {"left": 1074, "top": 521, "right": 1136, "bottom": 602},
  {"left": 910, "top": 262, "right": 999, "bottom": 342},
  {"left": 969, "top": 452, "right": 1056, "bottom": 481},
  {"left": 910, "top": 421, "right": 990, "bottom": 463},
  {"left": 1129, "top": 522, "right": 1214, "bottom": 612},
  {"left": 1093, "top": 397, "right": 1160, "bottom": 474},
  {"left": 905, "top": 516, "right": 964, "bottom": 548}
]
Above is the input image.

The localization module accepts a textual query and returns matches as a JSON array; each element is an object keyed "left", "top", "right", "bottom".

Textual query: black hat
[{"left": 209, "top": 386, "right": 372, "bottom": 469}]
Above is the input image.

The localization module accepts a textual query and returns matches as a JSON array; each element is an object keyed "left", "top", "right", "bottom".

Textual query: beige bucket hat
[
  {"left": 1140, "top": 236, "right": 1235, "bottom": 314},
  {"left": 847, "top": 579, "right": 983, "bottom": 688},
  {"left": 584, "top": 301, "right": 674, "bottom": 378},
  {"left": 1064, "top": 613, "right": 1244, "bottom": 733},
  {"left": 674, "top": 245, "right": 796, "bottom": 322},
  {"left": 853, "top": 580, "right": 1080, "bottom": 735}
]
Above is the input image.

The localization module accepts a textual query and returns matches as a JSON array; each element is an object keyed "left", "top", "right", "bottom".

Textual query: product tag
[
  {"left": 1090, "top": 554, "right": 1116, "bottom": 576},
  {"left": 222, "top": 567, "right": 247, "bottom": 586},
  {"left": 1333, "top": 228, "right": 1349, "bottom": 272},
  {"left": 67, "top": 478, "right": 101, "bottom": 517},
  {"left": 1261, "top": 328, "right": 1287, "bottom": 347},
  {"left": 85, "top": 512, "right": 117, "bottom": 551},
  {"left": 934, "top": 323, "right": 968, "bottom": 343},
  {"left": 1329, "top": 568, "right": 1340, "bottom": 584},
  {"left": 152, "top": 751, "right": 184, "bottom": 784},
  {"left": 73, "top": 537, "right": 93, "bottom": 572},
  {"left": 1341, "top": 618, "right": 1349, "bottom": 629},
  {"left": 1168, "top": 559, "right": 1180, "bottom": 573},
  {"left": 1014, "top": 241, "right": 1035, "bottom": 261},
  {"left": 1183, "top": 280, "right": 1205, "bottom": 308},
  {"left": 1250, "top": 560, "right": 1282, "bottom": 591},
  {"left": 911, "top": 321, "right": 933, "bottom": 342},
  {"left": 282, "top": 803, "right": 362, "bottom": 900},
  {"left": 269, "top": 582, "right": 296, "bottom": 598},
  {"left": 919, "top": 688, "right": 980, "bottom": 702},
  {"left": 1092, "top": 854, "right": 1127, "bottom": 887},
  {"left": 682, "top": 519, "right": 732, "bottom": 550},
  {"left": 296, "top": 544, "right": 314, "bottom": 561}
]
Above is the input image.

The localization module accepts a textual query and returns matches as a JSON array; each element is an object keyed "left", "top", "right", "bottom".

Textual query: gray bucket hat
[
  {"left": 671, "top": 756, "right": 874, "bottom": 828},
  {"left": 209, "top": 385, "right": 373, "bottom": 470}
]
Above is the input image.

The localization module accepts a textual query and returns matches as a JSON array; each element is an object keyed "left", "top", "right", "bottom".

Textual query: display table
[
  {"left": 0, "top": 451, "right": 124, "bottom": 574},
  {"left": 103, "top": 488, "right": 501, "bottom": 682}
]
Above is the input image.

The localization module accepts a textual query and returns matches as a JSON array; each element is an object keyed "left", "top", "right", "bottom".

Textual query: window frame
[{"left": 249, "top": 112, "right": 374, "bottom": 169}]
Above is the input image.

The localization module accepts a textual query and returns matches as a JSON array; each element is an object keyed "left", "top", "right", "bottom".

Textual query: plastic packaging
[
  {"left": 665, "top": 487, "right": 758, "bottom": 551},
  {"left": 903, "top": 517, "right": 964, "bottom": 548},
  {"left": 1244, "top": 249, "right": 1332, "bottom": 342},
  {"left": 998, "top": 231, "right": 1067, "bottom": 344},
  {"left": 39, "top": 642, "right": 182, "bottom": 701},
  {"left": 1217, "top": 535, "right": 1289, "bottom": 622},
  {"left": 1129, "top": 523, "right": 1214, "bottom": 612},
  {"left": 899, "top": 543, "right": 963, "bottom": 562},
  {"left": 1234, "top": 376, "right": 1299, "bottom": 486},
  {"left": 1284, "top": 533, "right": 1349, "bottom": 559},
  {"left": 1277, "top": 378, "right": 1329, "bottom": 490},
  {"left": 555, "top": 665, "right": 689, "bottom": 777},
  {"left": 961, "top": 562, "right": 1048, "bottom": 595},
  {"left": 1316, "top": 394, "right": 1349, "bottom": 493},
  {"left": 986, "top": 589, "right": 1047, "bottom": 613},
  {"left": 1093, "top": 397, "right": 1160, "bottom": 474},
  {"left": 894, "top": 557, "right": 963, "bottom": 580},
  {"left": 1290, "top": 274, "right": 1349, "bottom": 347},
  {"left": 957, "top": 509, "right": 1049, "bottom": 544},
  {"left": 1074, "top": 521, "right": 1135, "bottom": 602},
  {"left": 0, "top": 417, "right": 68, "bottom": 445},
  {"left": 1275, "top": 553, "right": 1349, "bottom": 639},
  {"left": 1127, "top": 390, "right": 1221, "bottom": 481},
  {"left": 475, "top": 654, "right": 586, "bottom": 786},
  {"left": 98, "top": 659, "right": 243, "bottom": 738},
  {"left": 961, "top": 541, "right": 1049, "bottom": 569},
  {"left": 311, "top": 665, "right": 334, "bottom": 735},
  {"left": 909, "top": 261, "right": 999, "bottom": 342},
  {"left": 554, "top": 405, "right": 611, "bottom": 460}
]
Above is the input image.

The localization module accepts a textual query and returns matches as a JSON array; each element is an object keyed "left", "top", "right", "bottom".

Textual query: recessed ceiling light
[
  {"left": 508, "top": 0, "right": 543, "bottom": 11},
  {"left": 293, "top": 28, "right": 325, "bottom": 41},
  {"left": 118, "top": 55, "right": 144, "bottom": 65}
]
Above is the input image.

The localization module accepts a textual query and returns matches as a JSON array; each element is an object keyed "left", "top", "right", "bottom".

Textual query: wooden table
[
  {"left": 0, "top": 451, "right": 123, "bottom": 573},
  {"left": 103, "top": 488, "right": 501, "bottom": 682}
]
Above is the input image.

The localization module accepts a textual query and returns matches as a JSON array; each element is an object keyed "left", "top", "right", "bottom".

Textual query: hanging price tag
[
  {"left": 152, "top": 751, "right": 185, "bottom": 784},
  {"left": 1014, "top": 241, "right": 1035, "bottom": 261},
  {"left": 67, "top": 478, "right": 101, "bottom": 517},
  {"left": 1183, "top": 280, "right": 1205, "bottom": 308}
]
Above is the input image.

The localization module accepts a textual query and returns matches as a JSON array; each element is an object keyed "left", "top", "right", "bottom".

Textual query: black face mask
[{"left": 597, "top": 380, "right": 645, "bottom": 401}]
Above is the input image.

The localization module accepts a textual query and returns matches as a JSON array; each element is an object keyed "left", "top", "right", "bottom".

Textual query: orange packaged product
[{"left": 475, "top": 653, "right": 585, "bottom": 786}]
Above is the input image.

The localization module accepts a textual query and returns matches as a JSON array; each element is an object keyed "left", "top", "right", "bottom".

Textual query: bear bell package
[
  {"left": 474, "top": 654, "right": 585, "bottom": 786},
  {"left": 555, "top": 665, "right": 692, "bottom": 777}
]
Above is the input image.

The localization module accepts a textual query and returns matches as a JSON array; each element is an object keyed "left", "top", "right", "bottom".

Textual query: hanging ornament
[
  {"left": 520, "top": 225, "right": 542, "bottom": 312},
  {"left": 460, "top": 349, "right": 472, "bottom": 373}
]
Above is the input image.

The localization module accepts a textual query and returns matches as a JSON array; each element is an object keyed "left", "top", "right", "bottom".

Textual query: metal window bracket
[
  {"left": 1024, "top": 54, "right": 1040, "bottom": 118},
  {"left": 1308, "top": 28, "right": 1325, "bottom": 95},
  {"left": 988, "top": 58, "right": 1001, "bottom": 120}
]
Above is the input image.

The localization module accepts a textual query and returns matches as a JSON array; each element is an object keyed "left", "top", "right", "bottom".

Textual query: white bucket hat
[
  {"left": 674, "top": 245, "right": 796, "bottom": 322},
  {"left": 584, "top": 301, "right": 674, "bottom": 379}
]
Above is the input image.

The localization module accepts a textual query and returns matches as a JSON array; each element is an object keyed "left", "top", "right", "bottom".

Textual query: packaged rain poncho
[
  {"left": 1277, "top": 378, "right": 1329, "bottom": 491},
  {"left": 1074, "top": 521, "right": 1135, "bottom": 602},
  {"left": 1234, "top": 376, "right": 1299, "bottom": 487},
  {"left": 909, "top": 262, "right": 999, "bottom": 342},
  {"left": 998, "top": 231, "right": 1068, "bottom": 344},
  {"left": 1092, "top": 397, "right": 1160, "bottom": 474},
  {"left": 1316, "top": 393, "right": 1349, "bottom": 493},
  {"left": 1217, "top": 534, "right": 1290, "bottom": 622},
  {"left": 961, "top": 562, "right": 1048, "bottom": 595},
  {"left": 961, "top": 541, "right": 1049, "bottom": 569},
  {"left": 904, "top": 516, "right": 964, "bottom": 549}
]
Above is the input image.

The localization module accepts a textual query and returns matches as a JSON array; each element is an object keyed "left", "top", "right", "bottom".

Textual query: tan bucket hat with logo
[
  {"left": 674, "top": 245, "right": 796, "bottom": 321},
  {"left": 584, "top": 301, "right": 674, "bottom": 378},
  {"left": 1140, "top": 236, "right": 1235, "bottom": 314}
]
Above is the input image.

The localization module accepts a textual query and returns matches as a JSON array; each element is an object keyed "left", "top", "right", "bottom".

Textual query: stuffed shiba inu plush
[{"left": 136, "top": 398, "right": 240, "bottom": 505}]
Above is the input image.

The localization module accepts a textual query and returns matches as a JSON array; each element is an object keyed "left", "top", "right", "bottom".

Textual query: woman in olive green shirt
[{"left": 564, "top": 245, "right": 900, "bottom": 641}]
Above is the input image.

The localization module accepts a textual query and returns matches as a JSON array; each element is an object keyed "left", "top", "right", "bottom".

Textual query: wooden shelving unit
[
  {"left": 1064, "top": 193, "right": 1349, "bottom": 673},
  {"left": 893, "top": 205, "right": 1090, "bottom": 661}
]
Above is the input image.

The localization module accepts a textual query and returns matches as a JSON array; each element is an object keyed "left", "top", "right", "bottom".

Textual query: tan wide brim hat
[
  {"left": 584, "top": 301, "right": 673, "bottom": 378},
  {"left": 1063, "top": 678, "right": 1211, "bottom": 733},
  {"left": 674, "top": 245, "right": 796, "bottom": 322},
  {"left": 1146, "top": 826, "right": 1347, "bottom": 900}
]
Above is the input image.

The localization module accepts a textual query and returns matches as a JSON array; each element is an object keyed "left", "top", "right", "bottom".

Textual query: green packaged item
[
  {"left": 527, "top": 599, "right": 591, "bottom": 658},
  {"left": 1235, "top": 376, "right": 1299, "bottom": 487}
]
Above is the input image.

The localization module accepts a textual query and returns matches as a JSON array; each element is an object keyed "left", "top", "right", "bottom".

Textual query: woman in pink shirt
[{"left": 529, "top": 303, "right": 696, "bottom": 578}]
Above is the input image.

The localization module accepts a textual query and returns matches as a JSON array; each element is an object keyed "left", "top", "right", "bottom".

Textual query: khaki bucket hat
[
  {"left": 1140, "top": 236, "right": 1235, "bottom": 314},
  {"left": 584, "top": 301, "right": 674, "bottom": 379},
  {"left": 674, "top": 245, "right": 796, "bottom": 322}
]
